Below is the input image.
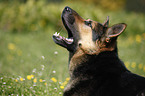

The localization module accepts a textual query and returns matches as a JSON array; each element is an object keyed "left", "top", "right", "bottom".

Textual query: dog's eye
[{"left": 85, "top": 21, "right": 92, "bottom": 27}]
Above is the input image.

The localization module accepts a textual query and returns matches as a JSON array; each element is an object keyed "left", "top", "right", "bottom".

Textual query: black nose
[{"left": 64, "top": 6, "right": 72, "bottom": 13}]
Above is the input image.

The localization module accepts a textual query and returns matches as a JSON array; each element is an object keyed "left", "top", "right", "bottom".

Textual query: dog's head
[{"left": 53, "top": 6, "right": 127, "bottom": 55}]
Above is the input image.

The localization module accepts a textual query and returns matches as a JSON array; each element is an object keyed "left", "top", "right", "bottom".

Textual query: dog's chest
[{"left": 69, "top": 49, "right": 88, "bottom": 76}]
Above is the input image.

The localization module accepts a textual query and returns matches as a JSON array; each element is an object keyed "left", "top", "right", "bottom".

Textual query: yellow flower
[
  {"left": 39, "top": 79, "right": 43, "bottom": 82},
  {"left": 20, "top": 78, "right": 24, "bottom": 81},
  {"left": 60, "top": 86, "right": 64, "bottom": 89},
  {"left": 33, "top": 78, "right": 37, "bottom": 83},
  {"left": 51, "top": 77, "right": 57, "bottom": 82},
  {"left": 15, "top": 79, "right": 18, "bottom": 82},
  {"left": 31, "top": 75, "right": 34, "bottom": 79},
  {"left": 62, "top": 81, "right": 68, "bottom": 86},
  {"left": 27, "top": 74, "right": 34, "bottom": 80},
  {"left": 131, "top": 62, "right": 136, "bottom": 68},
  {"left": 136, "top": 35, "right": 141, "bottom": 43},
  {"left": 27, "top": 75, "right": 32, "bottom": 80},
  {"left": 44, "top": 83, "right": 47, "bottom": 86},
  {"left": 66, "top": 77, "right": 70, "bottom": 81},
  {"left": 138, "top": 64, "right": 143, "bottom": 69},
  {"left": 8, "top": 43, "right": 16, "bottom": 50},
  {"left": 125, "top": 61, "right": 130, "bottom": 68}
]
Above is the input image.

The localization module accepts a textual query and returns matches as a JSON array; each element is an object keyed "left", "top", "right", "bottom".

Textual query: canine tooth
[{"left": 54, "top": 32, "right": 60, "bottom": 36}]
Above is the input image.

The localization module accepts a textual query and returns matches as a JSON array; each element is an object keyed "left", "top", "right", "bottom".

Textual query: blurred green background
[{"left": 0, "top": 0, "right": 145, "bottom": 95}]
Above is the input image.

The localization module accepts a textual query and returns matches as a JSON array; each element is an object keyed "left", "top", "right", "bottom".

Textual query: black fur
[{"left": 64, "top": 48, "right": 145, "bottom": 96}]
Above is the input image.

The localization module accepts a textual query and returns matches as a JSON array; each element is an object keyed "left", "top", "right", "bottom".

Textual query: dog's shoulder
[{"left": 120, "top": 71, "right": 145, "bottom": 95}]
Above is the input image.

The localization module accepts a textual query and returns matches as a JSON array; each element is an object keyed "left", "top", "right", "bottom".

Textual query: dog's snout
[{"left": 64, "top": 6, "right": 72, "bottom": 13}]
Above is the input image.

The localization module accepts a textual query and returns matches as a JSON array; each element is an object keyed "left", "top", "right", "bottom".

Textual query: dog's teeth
[
  {"left": 54, "top": 32, "right": 60, "bottom": 36},
  {"left": 66, "top": 38, "right": 74, "bottom": 42}
]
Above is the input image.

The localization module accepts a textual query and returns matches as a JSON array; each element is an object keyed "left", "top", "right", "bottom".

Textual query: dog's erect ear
[
  {"left": 103, "top": 16, "right": 109, "bottom": 27},
  {"left": 105, "top": 23, "right": 127, "bottom": 42}
]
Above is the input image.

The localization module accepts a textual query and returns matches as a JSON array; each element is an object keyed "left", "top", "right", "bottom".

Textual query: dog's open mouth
[
  {"left": 53, "top": 32, "right": 73, "bottom": 44},
  {"left": 52, "top": 17, "right": 74, "bottom": 48}
]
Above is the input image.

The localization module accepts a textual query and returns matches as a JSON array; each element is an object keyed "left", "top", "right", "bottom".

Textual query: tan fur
[
  {"left": 68, "top": 19, "right": 116, "bottom": 73},
  {"left": 69, "top": 48, "right": 88, "bottom": 77},
  {"left": 78, "top": 24, "right": 99, "bottom": 54}
]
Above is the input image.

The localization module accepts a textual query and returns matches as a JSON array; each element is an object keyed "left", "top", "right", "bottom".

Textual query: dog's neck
[{"left": 68, "top": 47, "right": 127, "bottom": 78}]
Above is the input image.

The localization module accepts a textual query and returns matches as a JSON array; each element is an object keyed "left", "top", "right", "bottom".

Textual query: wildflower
[
  {"left": 32, "top": 69, "right": 36, "bottom": 73},
  {"left": 44, "top": 83, "right": 47, "bottom": 86},
  {"left": 60, "top": 86, "right": 64, "bottom": 89},
  {"left": 20, "top": 78, "right": 24, "bottom": 81},
  {"left": 41, "top": 56, "right": 45, "bottom": 60},
  {"left": 66, "top": 77, "right": 70, "bottom": 81},
  {"left": 33, "top": 78, "right": 37, "bottom": 83},
  {"left": 30, "top": 87, "right": 33, "bottom": 89},
  {"left": 59, "top": 92, "right": 62, "bottom": 94},
  {"left": 3, "top": 82, "right": 6, "bottom": 84},
  {"left": 39, "top": 79, "right": 43, "bottom": 82},
  {"left": 53, "top": 70, "right": 56, "bottom": 73},
  {"left": 15, "top": 79, "right": 18, "bottom": 82},
  {"left": 54, "top": 87, "right": 57, "bottom": 90},
  {"left": 27, "top": 75, "right": 32, "bottom": 80},
  {"left": 125, "top": 61, "right": 130, "bottom": 68},
  {"left": 59, "top": 82, "right": 62, "bottom": 84},
  {"left": 136, "top": 35, "right": 141, "bottom": 43},
  {"left": 41, "top": 65, "right": 45, "bottom": 68},
  {"left": 138, "top": 64, "right": 143, "bottom": 69},
  {"left": 38, "top": 72, "right": 42, "bottom": 76},
  {"left": 8, "top": 43, "right": 16, "bottom": 50},
  {"left": 44, "top": 90, "right": 47, "bottom": 93},
  {"left": 32, "top": 90, "right": 36, "bottom": 93},
  {"left": 54, "top": 51, "right": 58, "bottom": 54},
  {"left": 8, "top": 86, "right": 11, "bottom": 88},
  {"left": 131, "top": 62, "right": 136, "bottom": 68},
  {"left": 31, "top": 75, "right": 34, "bottom": 79},
  {"left": 51, "top": 77, "right": 57, "bottom": 82},
  {"left": 17, "top": 78, "right": 19, "bottom": 80},
  {"left": 41, "top": 65, "right": 45, "bottom": 70},
  {"left": 62, "top": 81, "right": 68, "bottom": 86}
]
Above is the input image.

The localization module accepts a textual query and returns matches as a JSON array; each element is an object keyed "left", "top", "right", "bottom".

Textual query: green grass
[
  {"left": 0, "top": 30, "right": 70, "bottom": 95},
  {"left": 0, "top": 2, "right": 145, "bottom": 96},
  {"left": 0, "top": 28, "right": 145, "bottom": 96}
]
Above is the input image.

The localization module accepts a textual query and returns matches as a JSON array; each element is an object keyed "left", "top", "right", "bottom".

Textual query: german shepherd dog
[{"left": 53, "top": 6, "right": 145, "bottom": 96}]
